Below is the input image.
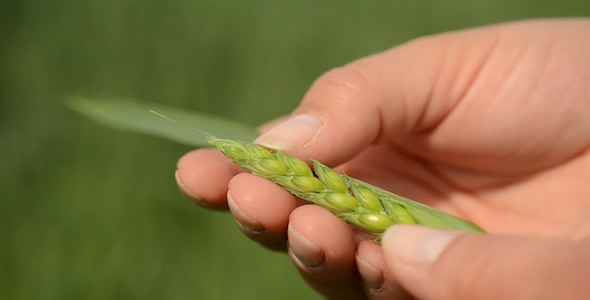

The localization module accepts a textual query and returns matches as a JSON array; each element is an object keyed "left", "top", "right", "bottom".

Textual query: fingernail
[
  {"left": 356, "top": 255, "right": 385, "bottom": 292},
  {"left": 227, "top": 191, "right": 265, "bottom": 234},
  {"left": 254, "top": 114, "right": 323, "bottom": 151},
  {"left": 382, "top": 225, "right": 456, "bottom": 270},
  {"left": 175, "top": 170, "right": 198, "bottom": 198},
  {"left": 288, "top": 224, "right": 325, "bottom": 268}
]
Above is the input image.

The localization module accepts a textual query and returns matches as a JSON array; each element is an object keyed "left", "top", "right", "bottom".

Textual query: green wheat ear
[
  {"left": 207, "top": 136, "right": 486, "bottom": 240},
  {"left": 151, "top": 111, "right": 486, "bottom": 240}
]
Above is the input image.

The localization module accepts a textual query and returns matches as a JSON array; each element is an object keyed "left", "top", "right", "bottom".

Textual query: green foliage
[{"left": 2, "top": 0, "right": 589, "bottom": 299}]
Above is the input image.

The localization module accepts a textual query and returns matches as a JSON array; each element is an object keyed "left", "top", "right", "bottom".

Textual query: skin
[{"left": 176, "top": 19, "right": 590, "bottom": 299}]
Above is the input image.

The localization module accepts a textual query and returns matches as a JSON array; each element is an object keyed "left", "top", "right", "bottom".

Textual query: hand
[{"left": 176, "top": 18, "right": 590, "bottom": 299}]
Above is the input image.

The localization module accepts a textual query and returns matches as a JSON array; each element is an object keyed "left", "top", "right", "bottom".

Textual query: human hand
[{"left": 176, "top": 18, "right": 590, "bottom": 299}]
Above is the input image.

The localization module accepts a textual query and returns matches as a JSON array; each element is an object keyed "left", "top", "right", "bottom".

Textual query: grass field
[{"left": 2, "top": 1, "right": 589, "bottom": 299}]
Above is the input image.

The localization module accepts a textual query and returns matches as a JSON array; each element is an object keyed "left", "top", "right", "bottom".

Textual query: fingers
[
  {"left": 254, "top": 27, "right": 499, "bottom": 166},
  {"left": 226, "top": 173, "right": 302, "bottom": 251},
  {"left": 253, "top": 47, "right": 429, "bottom": 165},
  {"left": 287, "top": 205, "right": 367, "bottom": 299},
  {"left": 382, "top": 225, "right": 590, "bottom": 300},
  {"left": 227, "top": 175, "right": 376, "bottom": 299},
  {"left": 176, "top": 148, "right": 243, "bottom": 209},
  {"left": 227, "top": 182, "right": 415, "bottom": 299},
  {"left": 356, "top": 241, "right": 413, "bottom": 300}
]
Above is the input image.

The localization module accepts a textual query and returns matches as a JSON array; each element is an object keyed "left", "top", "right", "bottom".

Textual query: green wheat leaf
[{"left": 64, "top": 93, "right": 259, "bottom": 147}]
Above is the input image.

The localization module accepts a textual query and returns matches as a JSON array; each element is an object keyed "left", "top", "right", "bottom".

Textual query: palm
[{"left": 340, "top": 21, "right": 590, "bottom": 239}]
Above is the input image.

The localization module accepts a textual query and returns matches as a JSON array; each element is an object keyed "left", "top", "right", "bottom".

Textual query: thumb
[
  {"left": 381, "top": 225, "right": 590, "bottom": 300},
  {"left": 254, "top": 27, "right": 497, "bottom": 165}
]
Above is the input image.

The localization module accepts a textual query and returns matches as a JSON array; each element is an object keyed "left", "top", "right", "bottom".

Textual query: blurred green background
[{"left": 1, "top": 1, "right": 589, "bottom": 299}]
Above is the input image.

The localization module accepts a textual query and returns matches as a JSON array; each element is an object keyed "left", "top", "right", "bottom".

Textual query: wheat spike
[{"left": 207, "top": 136, "right": 485, "bottom": 239}]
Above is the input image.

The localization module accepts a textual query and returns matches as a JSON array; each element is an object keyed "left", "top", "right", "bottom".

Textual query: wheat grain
[{"left": 207, "top": 136, "right": 485, "bottom": 239}]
